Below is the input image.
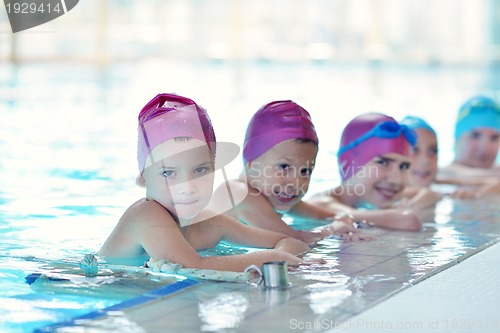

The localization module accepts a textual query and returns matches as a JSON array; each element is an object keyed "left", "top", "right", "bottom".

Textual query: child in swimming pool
[
  {"left": 98, "top": 93, "right": 321, "bottom": 271},
  {"left": 440, "top": 96, "right": 500, "bottom": 179},
  {"left": 209, "top": 100, "right": 359, "bottom": 245},
  {"left": 400, "top": 116, "right": 439, "bottom": 188},
  {"left": 398, "top": 115, "right": 443, "bottom": 205},
  {"left": 308, "top": 112, "right": 427, "bottom": 231},
  {"left": 401, "top": 115, "right": 500, "bottom": 199}
]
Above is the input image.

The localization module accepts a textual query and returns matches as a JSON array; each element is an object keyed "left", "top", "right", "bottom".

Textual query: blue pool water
[{"left": 1, "top": 61, "right": 499, "bottom": 332}]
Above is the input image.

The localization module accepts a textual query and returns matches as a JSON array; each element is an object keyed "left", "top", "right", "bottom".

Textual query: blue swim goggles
[{"left": 338, "top": 121, "right": 417, "bottom": 156}]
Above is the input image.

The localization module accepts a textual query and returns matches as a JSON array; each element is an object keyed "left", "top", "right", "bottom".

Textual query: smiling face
[
  {"left": 408, "top": 128, "right": 438, "bottom": 187},
  {"left": 454, "top": 128, "right": 500, "bottom": 169},
  {"left": 138, "top": 138, "right": 215, "bottom": 225},
  {"left": 345, "top": 153, "right": 411, "bottom": 209},
  {"left": 245, "top": 139, "right": 318, "bottom": 214}
]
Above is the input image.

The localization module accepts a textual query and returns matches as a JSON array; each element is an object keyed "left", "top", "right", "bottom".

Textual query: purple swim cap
[
  {"left": 338, "top": 113, "right": 416, "bottom": 181},
  {"left": 137, "top": 93, "right": 216, "bottom": 173},
  {"left": 243, "top": 100, "right": 318, "bottom": 162}
]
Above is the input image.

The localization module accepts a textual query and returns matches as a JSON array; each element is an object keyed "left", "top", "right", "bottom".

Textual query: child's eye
[
  {"left": 277, "top": 163, "right": 290, "bottom": 170},
  {"left": 400, "top": 162, "right": 411, "bottom": 170},
  {"left": 162, "top": 170, "right": 175, "bottom": 178},
  {"left": 375, "top": 159, "right": 389, "bottom": 167},
  {"left": 300, "top": 167, "right": 313, "bottom": 177},
  {"left": 194, "top": 166, "right": 211, "bottom": 174},
  {"left": 428, "top": 147, "right": 438, "bottom": 156},
  {"left": 470, "top": 131, "right": 481, "bottom": 140},
  {"left": 491, "top": 134, "right": 500, "bottom": 142}
]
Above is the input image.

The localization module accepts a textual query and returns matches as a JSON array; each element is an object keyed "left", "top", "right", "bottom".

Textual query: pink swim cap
[
  {"left": 338, "top": 113, "right": 416, "bottom": 181},
  {"left": 137, "top": 93, "right": 216, "bottom": 173},
  {"left": 243, "top": 100, "right": 318, "bottom": 162}
]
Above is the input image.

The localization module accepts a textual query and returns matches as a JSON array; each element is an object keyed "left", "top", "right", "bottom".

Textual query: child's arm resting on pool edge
[
  {"left": 216, "top": 212, "right": 311, "bottom": 255},
  {"left": 308, "top": 195, "right": 422, "bottom": 231},
  {"left": 351, "top": 209, "right": 422, "bottom": 231},
  {"left": 338, "top": 203, "right": 422, "bottom": 231},
  {"left": 214, "top": 182, "right": 327, "bottom": 244},
  {"left": 215, "top": 213, "right": 327, "bottom": 268},
  {"left": 189, "top": 216, "right": 325, "bottom": 271},
  {"left": 289, "top": 200, "right": 359, "bottom": 234},
  {"left": 399, "top": 187, "right": 442, "bottom": 210},
  {"left": 135, "top": 204, "right": 321, "bottom": 272}
]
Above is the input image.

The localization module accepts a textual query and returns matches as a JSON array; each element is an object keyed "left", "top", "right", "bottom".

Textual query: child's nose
[
  {"left": 286, "top": 174, "right": 298, "bottom": 183},
  {"left": 283, "top": 176, "right": 308, "bottom": 192},
  {"left": 175, "top": 178, "right": 196, "bottom": 195}
]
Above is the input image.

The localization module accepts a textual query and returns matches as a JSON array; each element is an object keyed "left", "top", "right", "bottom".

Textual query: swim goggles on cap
[{"left": 338, "top": 121, "right": 417, "bottom": 156}]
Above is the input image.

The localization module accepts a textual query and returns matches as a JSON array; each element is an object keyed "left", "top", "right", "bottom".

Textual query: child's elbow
[
  {"left": 274, "top": 237, "right": 310, "bottom": 255},
  {"left": 401, "top": 212, "right": 422, "bottom": 231}
]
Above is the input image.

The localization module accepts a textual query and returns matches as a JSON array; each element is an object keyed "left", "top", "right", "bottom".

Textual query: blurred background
[
  {"left": 2, "top": 0, "right": 499, "bottom": 66},
  {"left": 0, "top": 0, "right": 500, "bottom": 225}
]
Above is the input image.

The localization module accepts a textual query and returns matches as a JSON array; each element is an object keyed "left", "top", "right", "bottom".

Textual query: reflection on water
[
  {"left": 261, "top": 288, "right": 290, "bottom": 310},
  {"left": 199, "top": 292, "right": 249, "bottom": 332},
  {"left": 307, "top": 281, "right": 354, "bottom": 314},
  {"left": 67, "top": 312, "right": 147, "bottom": 333}
]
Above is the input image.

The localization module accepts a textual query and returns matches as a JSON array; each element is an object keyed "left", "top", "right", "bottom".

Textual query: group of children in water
[{"left": 98, "top": 93, "right": 500, "bottom": 271}]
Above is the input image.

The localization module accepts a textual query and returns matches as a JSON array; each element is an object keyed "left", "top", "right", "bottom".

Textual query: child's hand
[
  {"left": 318, "top": 217, "right": 357, "bottom": 237},
  {"left": 320, "top": 217, "right": 373, "bottom": 242},
  {"left": 339, "top": 231, "right": 372, "bottom": 242},
  {"left": 399, "top": 188, "right": 442, "bottom": 209},
  {"left": 451, "top": 181, "right": 500, "bottom": 199},
  {"left": 450, "top": 187, "right": 478, "bottom": 199},
  {"left": 332, "top": 212, "right": 355, "bottom": 224},
  {"left": 288, "top": 257, "right": 327, "bottom": 271},
  {"left": 419, "top": 188, "right": 443, "bottom": 205},
  {"left": 301, "top": 258, "right": 327, "bottom": 265},
  {"left": 294, "top": 230, "right": 323, "bottom": 245},
  {"left": 329, "top": 220, "right": 357, "bottom": 234}
]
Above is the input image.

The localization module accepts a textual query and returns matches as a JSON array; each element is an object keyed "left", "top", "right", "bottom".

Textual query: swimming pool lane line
[{"left": 32, "top": 278, "right": 200, "bottom": 333}]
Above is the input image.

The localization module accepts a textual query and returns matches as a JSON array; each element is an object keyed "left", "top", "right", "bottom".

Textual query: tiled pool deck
[{"left": 37, "top": 195, "right": 500, "bottom": 332}]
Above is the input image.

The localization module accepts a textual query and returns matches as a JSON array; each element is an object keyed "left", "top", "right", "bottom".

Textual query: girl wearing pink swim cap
[
  {"left": 309, "top": 113, "right": 425, "bottom": 231},
  {"left": 99, "top": 93, "right": 324, "bottom": 271},
  {"left": 210, "top": 100, "right": 364, "bottom": 245}
]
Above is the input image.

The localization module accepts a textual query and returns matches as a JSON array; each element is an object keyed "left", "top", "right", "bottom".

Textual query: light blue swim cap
[
  {"left": 454, "top": 96, "right": 500, "bottom": 140},
  {"left": 400, "top": 115, "right": 436, "bottom": 137}
]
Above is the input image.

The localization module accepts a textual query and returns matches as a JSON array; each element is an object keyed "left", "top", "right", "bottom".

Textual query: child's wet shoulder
[{"left": 124, "top": 198, "right": 173, "bottom": 222}]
